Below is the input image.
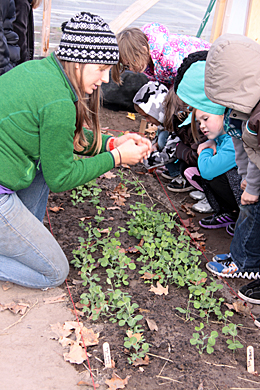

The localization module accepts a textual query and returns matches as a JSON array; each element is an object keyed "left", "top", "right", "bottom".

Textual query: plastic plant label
[
  {"left": 247, "top": 345, "right": 254, "bottom": 373},
  {"left": 103, "top": 342, "right": 112, "bottom": 368}
]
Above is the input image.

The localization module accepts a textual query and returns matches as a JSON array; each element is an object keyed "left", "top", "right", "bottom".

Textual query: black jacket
[
  {"left": 13, "top": 0, "right": 34, "bottom": 63},
  {"left": 0, "top": 0, "right": 20, "bottom": 75}
]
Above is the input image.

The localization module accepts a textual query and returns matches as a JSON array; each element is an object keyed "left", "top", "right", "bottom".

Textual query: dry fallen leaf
[
  {"left": 49, "top": 206, "right": 64, "bottom": 212},
  {"left": 149, "top": 281, "right": 168, "bottom": 296},
  {"left": 132, "top": 355, "right": 150, "bottom": 366},
  {"left": 232, "top": 300, "right": 252, "bottom": 316},
  {"left": 190, "top": 232, "right": 205, "bottom": 240},
  {"left": 190, "top": 277, "right": 207, "bottom": 286},
  {"left": 63, "top": 343, "right": 87, "bottom": 364},
  {"left": 75, "top": 327, "right": 99, "bottom": 347},
  {"left": 0, "top": 301, "right": 29, "bottom": 315},
  {"left": 101, "top": 171, "right": 116, "bottom": 179},
  {"left": 107, "top": 206, "right": 121, "bottom": 210},
  {"left": 121, "top": 163, "right": 130, "bottom": 168},
  {"left": 49, "top": 322, "right": 73, "bottom": 339},
  {"left": 105, "top": 372, "right": 131, "bottom": 390},
  {"left": 126, "top": 112, "right": 135, "bottom": 120},
  {"left": 77, "top": 379, "right": 99, "bottom": 388},
  {"left": 2, "top": 281, "right": 13, "bottom": 291},
  {"left": 126, "top": 330, "right": 142, "bottom": 343},
  {"left": 146, "top": 318, "right": 158, "bottom": 331},
  {"left": 79, "top": 216, "right": 92, "bottom": 221},
  {"left": 43, "top": 294, "right": 67, "bottom": 304},
  {"left": 140, "top": 272, "right": 156, "bottom": 280},
  {"left": 197, "top": 382, "right": 204, "bottom": 390}
]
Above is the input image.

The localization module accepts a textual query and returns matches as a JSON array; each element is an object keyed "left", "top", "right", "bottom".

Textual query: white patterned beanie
[
  {"left": 133, "top": 81, "right": 168, "bottom": 124},
  {"left": 55, "top": 12, "right": 119, "bottom": 64}
]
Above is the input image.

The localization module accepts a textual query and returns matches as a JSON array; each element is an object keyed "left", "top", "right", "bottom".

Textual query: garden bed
[{"left": 44, "top": 107, "right": 260, "bottom": 390}]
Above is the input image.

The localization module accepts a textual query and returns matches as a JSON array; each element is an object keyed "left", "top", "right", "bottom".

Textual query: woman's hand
[
  {"left": 113, "top": 133, "right": 152, "bottom": 159},
  {"left": 241, "top": 190, "right": 259, "bottom": 205},
  {"left": 197, "top": 140, "right": 217, "bottom": 156},
  {"left": 111, "top": 138, "right": 151, "bottom": 166}
]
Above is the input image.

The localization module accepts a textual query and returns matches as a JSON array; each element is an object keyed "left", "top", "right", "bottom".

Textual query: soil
[{"left": 43, "top": 106, "right": 260, "bottom": 390}]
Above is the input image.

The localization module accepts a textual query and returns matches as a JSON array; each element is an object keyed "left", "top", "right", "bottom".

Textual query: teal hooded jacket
[{"left": 0, "top": 53, "right": 115, "bottom": 192}]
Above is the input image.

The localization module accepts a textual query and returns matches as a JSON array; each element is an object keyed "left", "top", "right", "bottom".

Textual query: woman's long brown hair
[{"left": 59, "top": 60, "right": 102, "bottom": 155}]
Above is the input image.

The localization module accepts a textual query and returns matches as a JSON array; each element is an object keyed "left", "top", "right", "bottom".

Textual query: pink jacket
[{"left": 142, "top": 23, "right": 211, "bottom": 88}]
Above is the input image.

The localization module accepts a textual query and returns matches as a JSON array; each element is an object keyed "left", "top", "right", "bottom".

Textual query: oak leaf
[
  {"left": 63, "top": 343, "right": 87, "bottom": 364},
  {"left": 105, "top": 373, "right": 131, "bottom": 390},
  {"left": 101, "top": 171, "right": 116, "bottom": 179},
  {"left": 149, "top": 282, "right": 168, "bottom": 296},
  {"left": 49, "top": 206, "right": 64, "bottom": 212},
  {"left": 132, "top": 355, "right": 150, "bottom": 366},
  {"left": 49, "top": 322, "right": 73, "bottom": 339},
  {"left": 140, "top": 272, "right": 156, "bottom": 280},
  {"left": 75, "top": 327, "right": 99, "bottom": 346}
]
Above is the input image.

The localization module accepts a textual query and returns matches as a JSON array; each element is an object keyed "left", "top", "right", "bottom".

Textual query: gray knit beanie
[
  {"left": 55, "top": 12, "right": 119, "bottom": 64},
  {"left": 133, "top": 81, "right": 168, "bottom": 123}
]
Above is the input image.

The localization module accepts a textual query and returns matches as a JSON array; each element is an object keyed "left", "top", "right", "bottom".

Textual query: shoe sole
[
  {"left": 199, "top": 221, "right": 232, "bottom": 229},
  {"left": 226, "top": 225, "right": 234, "bottom": 236},
  {"left": 161, "top": 173, "right": 173, "bottom": 180},
  {"left": 167, "top": 186, "right": 193, "bottom": 193},
  {"left": 237, "top": 290, "right": 260, "bottom": 304},
  {"left": 189, "top": 194, "right": 205, "bottom": 200},
  {"left": 205, "top": 263, "right": 260, "bottom": 279},
  {"left": 192, "top": 207, "right": 214, "bottom": 213}
]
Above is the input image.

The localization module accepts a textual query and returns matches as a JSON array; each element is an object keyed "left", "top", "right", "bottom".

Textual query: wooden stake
[
  {"left": 209, "top": 0, "right": 227, "bottom": 42},
  {"left": 139, "top": 119, "right": 147, "bottom": 135},
  {"left": 103, "top": 342, "right": 112, "bottom": 368},
  {"left": 246, "top": 0, "right": 260, "bottom": 42},
  {"left": 109, "top": 0, "right": 161, "bottom": 34},
  {"left": 41, "top": 0, "right": 52, "bottom": 57},
  {"left": 247, "top": 345, "right": 255, "bottom": 374}
]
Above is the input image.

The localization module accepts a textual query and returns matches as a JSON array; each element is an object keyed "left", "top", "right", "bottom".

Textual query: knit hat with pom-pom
[{"left": 55, "top": 12, "right": 119, "bottom": 64}]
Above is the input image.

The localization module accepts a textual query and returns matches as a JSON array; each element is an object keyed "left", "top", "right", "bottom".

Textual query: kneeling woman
[{"left": 0, "top": 12, "right": 151, "bottom": 289}]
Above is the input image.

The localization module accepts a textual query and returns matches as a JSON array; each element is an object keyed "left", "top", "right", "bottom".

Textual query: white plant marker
[
  {"left": 247, "top": 345, "right": 255, "bottom": 373},
  {"left": 103, "top": 342, "right": 112, "bottom": 368}
]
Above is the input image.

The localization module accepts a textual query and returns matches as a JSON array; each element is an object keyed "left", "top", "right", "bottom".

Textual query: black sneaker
[
  {"left": 226, "top": 222, "right": 235, "bottom": 236},
  {"left": 199, "top": 213, "right": 235, "bottom": 229},
  {"left": 238, "top": 279, "right": 260, "bottom": 304},
  {"left": 167, "top": 175, "right": 193, "bottom": 193},
  {"left": 161, "top": 169, "right": 173, "bottom": 180}
]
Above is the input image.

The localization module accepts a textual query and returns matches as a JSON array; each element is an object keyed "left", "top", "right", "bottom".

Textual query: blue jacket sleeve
[{"left": 198, "top": 135, "right": 237, "bottom": 180}]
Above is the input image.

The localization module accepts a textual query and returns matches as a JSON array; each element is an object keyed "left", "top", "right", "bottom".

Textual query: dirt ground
[{"left": 2, "top": 106, "right": 260, "bottom": 390}]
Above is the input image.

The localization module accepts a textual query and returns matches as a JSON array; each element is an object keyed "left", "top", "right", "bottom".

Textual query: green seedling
[
  {"left": 222, "top": 323, "right": 244, "bottom": 352},
  {"left": 190, "top": 322, "right": 218, "bottom": 354}
]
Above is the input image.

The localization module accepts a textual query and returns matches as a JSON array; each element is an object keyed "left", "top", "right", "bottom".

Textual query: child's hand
[
  {"left": 241, "top": 190, "right": 259, "bottom": 205},
  {"left": 197, "top": 140, "right": 217, "bottom": 156}
]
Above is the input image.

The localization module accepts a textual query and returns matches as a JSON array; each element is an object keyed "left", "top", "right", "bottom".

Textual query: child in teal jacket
[{"left": 0, "top": 12, "right": 151, "bottom": 289}]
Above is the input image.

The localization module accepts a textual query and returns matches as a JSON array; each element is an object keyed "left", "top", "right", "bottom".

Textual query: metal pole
[{"left": 196, "top": 0, "right": 217, "bottom": 38}]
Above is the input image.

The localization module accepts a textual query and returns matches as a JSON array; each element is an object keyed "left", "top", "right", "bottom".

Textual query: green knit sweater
[{"left": 0, "top": 53, "right": 115, "bottom": 192}]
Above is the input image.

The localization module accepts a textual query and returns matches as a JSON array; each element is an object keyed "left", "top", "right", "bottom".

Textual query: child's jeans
[
  {"left": 230, "top": 201, "right": 260, "bottom": 273},
  {"left": 0, "top": 165, "right": 69, "bottom": 289},
  {"left": 157, "top": 130, "right": 169, "bottom": 151}
]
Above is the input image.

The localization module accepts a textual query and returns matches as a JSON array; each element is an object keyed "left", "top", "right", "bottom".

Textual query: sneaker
[
  {"left": 206, "top": 260, "right": 260, "bottom": 279},
  {"left": 226, "top": 222, "right": 235, "bottom": 236},
  {"left": 212, "top": 253, "right": 231, "bottom": 262},
  {"left": 238, "top": 279, "right": 260, "bottom": 304},
  {"left": 161, "top": 169, "right": 173, "bottom": 180},
  {"left": 167, "top": 175, "right": 193, "bottom": 193},
  {"left": 192, "top": 198, "right": 213, "bottom": 213},
  {"left": 199, "top": 213, "right": 235, "bottom": 229},
  {"left": 189, "top": 191, "right": 205, "bottom": 201}
]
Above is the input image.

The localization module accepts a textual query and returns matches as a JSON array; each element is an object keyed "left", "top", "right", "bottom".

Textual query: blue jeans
[
  {"left": 0, "top": 166, "right": 69, "bottom": 288},
  {"left": 165, "top": 160, "right": 181, "bottom": 178},
  {"left": 157, "top": 130, "right": 169, "bottom": 151},
  {"left": 230, "top": 201, "right": 260, "bottom": 273}
]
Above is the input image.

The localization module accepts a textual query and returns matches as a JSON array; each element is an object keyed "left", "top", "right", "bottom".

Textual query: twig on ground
[
  {"left": 156, "top": 375, "right": 182, "bottom": 383},
  {"left": 83, "top": 362, "right": 97, "bottom": 378},
  {"left": 147, "top": 353, "right": 173, "bottom": 363},
  {"left": 158, "top": 360, "right": 168, "bottom": 377},
  {"left": 237, "top": 376, "right": 260, "bottom": 384},
  {"left": 1, "top": 299, "right": 38, "bottom": 332},
  {"left": 203, "top": 361, "right": 236, "bottom": 369}
]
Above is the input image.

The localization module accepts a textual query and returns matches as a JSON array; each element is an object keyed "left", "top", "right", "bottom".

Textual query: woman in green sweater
[{"left": 0, "top": 12, "right": 151, "bottom": 289}]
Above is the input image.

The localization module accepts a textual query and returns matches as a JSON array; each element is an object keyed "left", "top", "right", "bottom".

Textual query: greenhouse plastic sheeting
[{"left": 34, "top": 0, "right": 214, "bottom": 40}]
